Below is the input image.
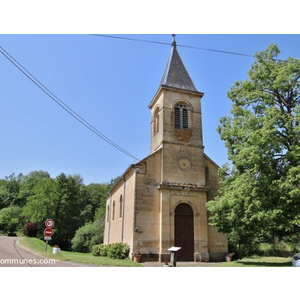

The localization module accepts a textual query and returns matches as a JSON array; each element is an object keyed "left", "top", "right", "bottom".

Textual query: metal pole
[{"left": 45, "top": 240, "right": 48, "bottom": 252}]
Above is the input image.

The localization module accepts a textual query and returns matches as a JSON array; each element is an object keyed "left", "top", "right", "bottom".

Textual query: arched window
[
  {"left": 112, "top": 201, "right": 115, "bottom": 221},
  {"left": 119, "top": 195, "right": 123, "bottom": 218},
  {"left": 107, "top": 205, "right": 110, "bottom": 222},
  {"left": 174, "top": 104, "right": 188, "bottom": 129},
  {"left": 154, "top": 107, "right": 160, "bottom": 135}
]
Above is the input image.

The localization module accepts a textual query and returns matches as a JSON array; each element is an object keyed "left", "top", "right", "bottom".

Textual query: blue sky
[{"left": 1, "top": 34, "right": 300, "bottom": 184}]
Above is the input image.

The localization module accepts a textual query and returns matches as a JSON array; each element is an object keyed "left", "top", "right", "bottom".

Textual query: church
[{"left": 103, "top": 36, "right": 228, "bottom": 262}]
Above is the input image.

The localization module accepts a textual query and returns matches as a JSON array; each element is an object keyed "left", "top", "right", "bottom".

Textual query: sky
[{"left": 1, "top": 34, "right": 300, "bottom": 184}]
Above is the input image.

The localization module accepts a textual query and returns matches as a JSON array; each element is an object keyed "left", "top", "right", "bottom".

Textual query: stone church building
[{"left": 103, "top": 37, "right": 228, "bottom": 262}]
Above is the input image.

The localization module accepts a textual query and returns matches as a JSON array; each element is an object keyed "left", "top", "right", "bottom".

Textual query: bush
[
  {"left": 25, "top": 222, "right": 38, "bottom": 237},
  {"left": 92, "top": 244, "right": 109, "bottom": 256},
  {"left": 107, "top": 243, "right": 130, "bottom": 259},
  {"left": 92, "top": 244, "right": 101, "bottom": 256},
  {"left": 71, "top": 222, "right": 103, "bottom": 253},
  {"left": 92, "top": 243, "right": 130, "bottom": 259}
]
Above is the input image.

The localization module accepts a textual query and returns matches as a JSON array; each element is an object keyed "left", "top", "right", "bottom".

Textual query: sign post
[
  {"left": 168, "top": 247, "right": 181, "bottom": 267},
  {"left": 44, "top": 219, "right": 54, "bottom": 252}
]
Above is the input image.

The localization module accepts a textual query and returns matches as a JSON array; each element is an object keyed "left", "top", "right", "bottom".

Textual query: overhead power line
[
  {"left": 90, "top": 34, "right": 254, "bottom": 58},
  {"left": 0, "top": 45, "right": 140, "bottom": 162},
  {"left": 90, "top": 34, "right": 288, "bottom": 62}
]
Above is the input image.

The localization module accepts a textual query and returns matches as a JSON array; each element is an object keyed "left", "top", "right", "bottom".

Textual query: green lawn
[
  {"left": 19, "top": 237, "right": 142, "bottom": 267},
  {"left": 19, "top": 237, "right": 293, "bottom": 267},
  {"left": 220, "top": 256, "right": 292, "bottom": 267}
]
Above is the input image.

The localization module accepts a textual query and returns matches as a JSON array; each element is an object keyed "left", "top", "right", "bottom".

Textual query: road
[{"left": 0, "top": 236, "right": 92, "bottom": 267}]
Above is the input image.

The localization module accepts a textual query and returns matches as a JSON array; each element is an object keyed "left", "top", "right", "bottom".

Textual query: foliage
[
  {"left": 71, "top": 221, "right": 103, "bottom": 253},
  {"left": 24, "top": 222, "right": 38, "bottom": 237},
  {"left": 92, "top": 244, "right": 109, "bottom": 256},
  {"left": 92, "top": 243, "right": 130, "bottom": 259},
  {"left": 207, "top": 44, "right": 300, "bottom": 250},
  {"left": 0, "top": 206, "right": 25, "bottom": 233},
  {"left": 22, "top": 177, "right": 57, "bottom": 231},
  {"left": 20, "top": 237, "right": 141, "bottom": 267},
  {"left": 0, "top": 174, "right": 25, "bottom": 208},
  {"left": 0, "top": 170, "right": 114, "bottom": 250}
]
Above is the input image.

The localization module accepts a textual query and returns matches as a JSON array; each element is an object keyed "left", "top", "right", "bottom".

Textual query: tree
[
  {"left": 22, "top": 177, "right": 57, "bottom": 236},
  {"left": 0, "top": 180, "right": 6, "bottom": 209},
  {"left": 0, "top": 173, "right": 25, "bottom": 208},
  {"left": 54, "top": 173, "right": 87, "bottom": 249},
  {"left": 207, "top": 45, "right": 300, "bottom": 249},
  {"left": 23, "top": 173, "right": 88, "bottom": 249},
  {"left": 71, "top": 222, "right": 104, "bottom": 253},
  {"left": 0, "top": 206, "right": 25, "bottom": 233},
  {"left": 19, "top": 170, "right": 50, "bottom": 200},
  {"left": 71, "top": 182, "right": 113, "bottom": 252}
]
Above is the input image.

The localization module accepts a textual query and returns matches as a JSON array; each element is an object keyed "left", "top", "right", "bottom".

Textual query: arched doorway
[{"left": 174, "top": 203, "right": 194, "bottom": 261}]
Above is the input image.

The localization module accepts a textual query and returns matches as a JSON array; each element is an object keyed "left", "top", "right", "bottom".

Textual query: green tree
[
  {"left": 54, "top": 173, "right": 87, "bottom": 249},
  {"left": 19, "top": 170, "right": 50, "bottom": 201},
  {"left": 22, "top": 177, "right": 57, "bottom": 236},
  {"left": 207, "top": 45, "right": 300, "bottom": 249},
  {"left": 0, "top": 206, "right": 25, "bottom": 233},
  {"left": 71, "top": 181, "right": 113, "bottom": 252},
  {"left": 0, "top": 180, "right": 6, "bottom": 209},
  {"left": 71, "top": 221, "right": 104, "bottom": 253},
  {"left": 0, "top": 173, "right": 25, "bottom": 207},
  {"left": 23, "top": 173, "right": 88, "bottom": 249}
]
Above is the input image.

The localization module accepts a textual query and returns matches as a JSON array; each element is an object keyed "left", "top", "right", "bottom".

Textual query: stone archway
[{"left": 174, "top": 203, "right": 194, "bottom": 261}]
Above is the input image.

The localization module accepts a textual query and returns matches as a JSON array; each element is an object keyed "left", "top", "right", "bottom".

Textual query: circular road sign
[
  {"left": 44, "top": 228, "right": 53, "bottom": 237},
  {"left": 45, "top": 219, "right": 55, "bottom": 228}
]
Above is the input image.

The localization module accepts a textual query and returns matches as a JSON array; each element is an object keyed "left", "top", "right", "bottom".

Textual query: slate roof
[{"left": 159, "top": 41, "right": 199, "bottom": 93}]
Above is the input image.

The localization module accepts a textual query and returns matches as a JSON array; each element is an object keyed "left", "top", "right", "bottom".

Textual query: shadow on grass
[{"left": 235, "top": 261, "right": 292, "bottom": 267}]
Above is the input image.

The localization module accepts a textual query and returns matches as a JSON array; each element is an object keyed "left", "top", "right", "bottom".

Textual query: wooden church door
[{"left": 174, "top": 203, "right": 194, "bottom": 261}]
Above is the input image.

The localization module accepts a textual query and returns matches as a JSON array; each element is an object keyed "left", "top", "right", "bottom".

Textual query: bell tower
[{"left": 149, "top": 35, "right": 206, "bottom": 186}]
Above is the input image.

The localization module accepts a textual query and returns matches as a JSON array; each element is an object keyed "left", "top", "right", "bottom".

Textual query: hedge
[{"left": 92, "top": 243, "right": 130, "bottom": 259}]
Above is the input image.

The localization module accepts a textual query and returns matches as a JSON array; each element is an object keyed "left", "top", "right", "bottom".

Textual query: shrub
[
  {"left": 107, "top": 243, "right": 130, "bottom": 259},
  {"left": 92, "top": 245, "right": 101, "bottom": 256},
  {"left": 92, "top": 244, "right": 109, "bottom": 256},
  {"left": 92, "top": 243, "right": 130, "bottom": 259},
  {"left": 71, "top": 222, "right": 103, "bottom": 253},
  {"left": 24, "top": 222, "right": 38, "bottom": 237}
]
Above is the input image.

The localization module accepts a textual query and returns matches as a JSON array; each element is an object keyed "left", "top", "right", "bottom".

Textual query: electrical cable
[
  {"left": 90, "top": 34, "right": 254, "bottom": 58},
  {"left": 0, "top": 45, "right": 140, "bottom": 162},
  {"left": 90, "top": 34, "right": 287, "bottom": 62}
]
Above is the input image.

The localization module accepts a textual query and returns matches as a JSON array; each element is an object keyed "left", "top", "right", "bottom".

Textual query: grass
[
  {"left": 19, "top": 237, "right": 294, "bottom": 267},
  {"left": 220, "top": 256, "right": 292, "bottom": 267},
  {"left": 19, "top": 237, "right": 142, "bottom": 267}
]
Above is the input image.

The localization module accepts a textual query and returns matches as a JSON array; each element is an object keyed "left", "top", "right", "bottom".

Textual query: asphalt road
[{"left": 0, "top": 236, "right": 91, "bottom": 267}]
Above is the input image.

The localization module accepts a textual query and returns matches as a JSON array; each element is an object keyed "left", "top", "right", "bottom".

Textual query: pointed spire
[{"left": 159, "top": 35, "right": 199, "bottom": 93}]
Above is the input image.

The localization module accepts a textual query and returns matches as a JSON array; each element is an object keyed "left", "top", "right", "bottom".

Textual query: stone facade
[{"left": 103, "top": 39, "right": 228, "bottom": 262}]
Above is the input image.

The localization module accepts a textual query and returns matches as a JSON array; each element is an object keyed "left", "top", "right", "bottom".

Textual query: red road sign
[
  {"left": 44, "top": 228, "right": 53, "bottom": 237},
  {"left": 45, "top": 219, "right": 55, "bottom": 228}
]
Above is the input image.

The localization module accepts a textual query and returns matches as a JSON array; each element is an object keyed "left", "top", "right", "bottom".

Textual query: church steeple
[
  {"left": 159, "top": 35, "right": 199, "bottom": 93},
  {"left": 149, "top": 35, "right": 204, "bottom": 155}
]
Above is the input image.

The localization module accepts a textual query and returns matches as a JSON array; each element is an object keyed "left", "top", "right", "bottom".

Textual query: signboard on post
[
  {"left": 45, "top": 219, "right": 55, "bottom": 228},
  {"left": 44, "top": 228, "right": 53, "bottom": 237},
  {"left": 44, "top": 219, "right": 55, "bottom": 251}
]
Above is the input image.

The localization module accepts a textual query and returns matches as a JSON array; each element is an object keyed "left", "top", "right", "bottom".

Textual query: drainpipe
[
  {"left": 121, "top": 177, "right": 126, "bottom": 243},
  {"left": 107, "top": 192, "right": 112, "bottom": 244},
  {"left": 133, "top": 168, "right": 139, "bottom": 234}
]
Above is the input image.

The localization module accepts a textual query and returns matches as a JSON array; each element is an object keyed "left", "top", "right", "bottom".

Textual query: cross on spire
[{"left": 172, "top": 34, "right": 176, "bottom": 47}]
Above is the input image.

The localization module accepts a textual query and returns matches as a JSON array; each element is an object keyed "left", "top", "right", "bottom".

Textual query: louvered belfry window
[{"left": 174, "top": 104, "right": 188, "bottom": 129}]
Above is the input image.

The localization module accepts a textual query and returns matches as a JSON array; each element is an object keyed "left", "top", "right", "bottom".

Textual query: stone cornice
[{"left": 158, "top": 181, "right": 211, "bottom": 191}]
